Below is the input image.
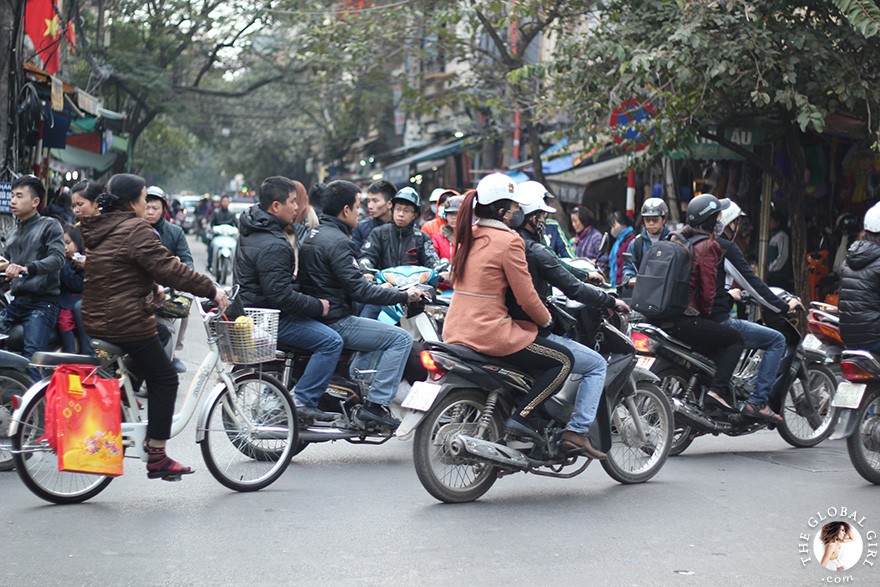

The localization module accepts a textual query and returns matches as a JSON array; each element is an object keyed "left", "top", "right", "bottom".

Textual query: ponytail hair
[{"left": 98, "top": 173, "right": 146, "bottom": 214}]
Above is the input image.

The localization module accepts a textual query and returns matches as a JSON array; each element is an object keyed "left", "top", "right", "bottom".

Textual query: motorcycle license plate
[
  {"left": 832, "top": 382, "right": 866, "bottom": 409},
  {"left": 402, "top": 381, "right": 443, "bottom": 411},
  {"left": 636, "top": 355, "right": 656, "bottom": 370}
]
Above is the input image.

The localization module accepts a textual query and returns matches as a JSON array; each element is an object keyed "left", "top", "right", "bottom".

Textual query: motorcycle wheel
[
  {"left": 413, "top": 389, "right": 502, "bottom": 503},
  {"left": 0, "top": 368, "right": 33, "bottom": 471},
  {"left": 778, "top": 364, "right": 839, "bottom": 448},
  {"left": 217, "top": 256, "right": 230, "bottom": 285},
  {"left": 602, "top": 381, "right": 673, "bottom": 484},
  {"left": 846, "top": 389, "right": 880, "bottom": 485},
  {"left": 654, "top": 367, "right": 698, "bottom": 456},
  {"left": 12, "top": 385, "right": 113, "bottom": 504}
]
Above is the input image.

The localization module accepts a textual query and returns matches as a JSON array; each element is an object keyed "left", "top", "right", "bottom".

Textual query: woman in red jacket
[
  {"left": 431, "top": 195, "right": 463, "bottom": 262},
  {"left": 443, "top": 173, "right": 575, "bottom": 442},
  {"left": 668, "top": 194, "right": 744, "bottom": 412}
]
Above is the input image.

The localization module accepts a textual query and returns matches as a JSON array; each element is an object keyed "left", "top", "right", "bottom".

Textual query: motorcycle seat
[
  {"left": 425, "top": 341, "right": 526, "bottom": 375},
  {"left": 91, "top": 339, "right": 126, "bottom": 358},
  {"left": 31, "top": 351, "right": 101, "bottom": 367}
]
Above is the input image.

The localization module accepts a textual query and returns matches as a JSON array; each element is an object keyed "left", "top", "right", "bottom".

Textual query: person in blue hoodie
[{"left": 607, "top": 211, "right": 635, "bottom": 287}]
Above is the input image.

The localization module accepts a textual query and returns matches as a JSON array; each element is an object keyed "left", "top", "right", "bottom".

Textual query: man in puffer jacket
[
  {"left": 234, "top": 176, "right": 343, "bottom": 422},
  {"left": 839, "top": 201, "right": 880, "bottom": 353}
]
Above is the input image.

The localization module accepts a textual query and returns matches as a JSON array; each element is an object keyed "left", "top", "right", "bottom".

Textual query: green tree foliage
[
  {"left": 551, "top": 0, "right": 880, "bottom": 298},
  {"left": 834, "top": 0, "right": 880, "bottom": 38}
]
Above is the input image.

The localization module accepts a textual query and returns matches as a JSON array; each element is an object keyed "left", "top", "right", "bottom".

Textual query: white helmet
[
  {"left": 866, "top": 201, "right": 880, "bottom": 233},
  {"left": 476, "top": 173, "right": 529, "bottom": 205},
  {"left": 515, "top": 181, "right": 556, "bottom": 215},
  {"left": 718, "top": 198, "right": 746, "bottom": 228}
]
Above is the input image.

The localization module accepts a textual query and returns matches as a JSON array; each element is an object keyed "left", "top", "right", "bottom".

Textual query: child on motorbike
[{"left": 443, "top": 173, "right": 574, "bottom": 441}]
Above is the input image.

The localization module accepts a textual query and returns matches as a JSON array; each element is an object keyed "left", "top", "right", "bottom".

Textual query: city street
[{"left": 1, "top": 236, "right": 877, "bottom": 586}]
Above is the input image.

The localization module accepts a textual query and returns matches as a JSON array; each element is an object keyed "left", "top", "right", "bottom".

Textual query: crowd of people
[{"left": 3, "top": 168, "right": 879, "bottom": 480}]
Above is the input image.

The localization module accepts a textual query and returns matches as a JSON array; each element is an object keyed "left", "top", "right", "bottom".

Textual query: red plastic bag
[{"left": 44, "top": 364, "right": 123, "bottom": 476}]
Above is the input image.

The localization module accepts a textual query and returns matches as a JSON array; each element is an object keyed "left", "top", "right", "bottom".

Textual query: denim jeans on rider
[
  {"left": 328, "top": 315, "right": 413, "bottom": 405},
  {"left": 547, "top": 333, "right": 607, "bottom": 434},
  {"left": 277, "top": 316, "right": 343, "bottom": 407},
  {"left": 721, "top": 318, "right": 786, "bottom": 406},
  {"left": 0, "top": 299, "right": 60, "bottom": 381}
]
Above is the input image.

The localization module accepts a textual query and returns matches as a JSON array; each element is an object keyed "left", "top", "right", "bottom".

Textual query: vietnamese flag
[{"left": 25, "top": 0, "right": 61, "bottom": 75}]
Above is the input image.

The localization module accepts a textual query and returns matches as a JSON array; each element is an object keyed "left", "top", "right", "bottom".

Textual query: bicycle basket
[{"left": 209, "top": 308, "right": 279, "bottom": 364}]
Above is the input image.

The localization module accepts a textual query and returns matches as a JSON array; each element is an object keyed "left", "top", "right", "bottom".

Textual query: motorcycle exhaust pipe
[
  {"left": 449, "top": 434, "right": 531, "bottom": 470},
  {"left": 671, "top": 398, "right": 734, "bottom": 433}
]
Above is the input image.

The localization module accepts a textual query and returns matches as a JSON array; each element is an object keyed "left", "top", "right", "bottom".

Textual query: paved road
[{"left": 2, "top": 236, "right": 878, "bottom": 586}]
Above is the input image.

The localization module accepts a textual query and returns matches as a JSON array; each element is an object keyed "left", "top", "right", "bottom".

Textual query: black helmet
[
  {"left": 686, "top": 193, "right": 729, "bottom": 227},
  {"left": 836, "top": 212, "right": 859, "bottom": 232},
  {"left": 391, "top": 186, "right": 421, "bottom": 213},
  {"left": 640, "top": 197, "right": 668, "bottom": 218}
]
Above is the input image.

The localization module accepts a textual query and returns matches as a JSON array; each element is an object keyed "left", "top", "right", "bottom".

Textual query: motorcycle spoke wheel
[
  {"left": 0, "top": 368, "right": 33, "bottom": 471},
  {"left": 846, "top": 391, "right": 880, "bottom": 485},
  {"left": 413, "top": 389, "right": 500, "bottom": 503},
  {"left": 602, "top": 382, "right": 673, "bottom": 484},
  {"left": 655, "top": 368, "right": 697, "bottom": 456},
  {"left": 12, "top": 386, "right": 113, "bottom": 504},
  {"left": 200, "top": 373, "right": 297, "bottom": 491},
  {"left": 778, "top": 365, "right": 839, "bottom": 448}
]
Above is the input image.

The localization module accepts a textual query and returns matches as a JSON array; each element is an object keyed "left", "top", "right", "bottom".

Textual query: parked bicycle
[{"left": 9, "top": 300, "right": 297, "bottom": 504}]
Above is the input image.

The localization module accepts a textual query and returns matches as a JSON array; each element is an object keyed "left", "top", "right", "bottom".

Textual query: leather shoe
[
  {"left": 561, "top": 430, "right": 607, "bottom": 460},
  {"left": 296, "top": 404, "right": 337, "bottom": 422}
]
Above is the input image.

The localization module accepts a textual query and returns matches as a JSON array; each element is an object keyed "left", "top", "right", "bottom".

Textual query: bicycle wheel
[
  {"left": 200, "top": 373, "right": 296, "bottom": 491},
  {"left": 12, "top": 386, "right": 113, "bottom": 504},
  {"left": 0, "top": 368, "right": 33, "bottom": 471}
]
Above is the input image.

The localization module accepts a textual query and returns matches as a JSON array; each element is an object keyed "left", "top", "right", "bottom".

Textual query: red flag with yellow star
[{"left": 25, "top": 0, "right": 61, "bottom": 75}]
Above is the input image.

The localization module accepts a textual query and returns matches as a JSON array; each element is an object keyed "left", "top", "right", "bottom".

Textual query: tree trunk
[
  {"left": 784, "top": 122, "right": 810, "bottom": 304},
  {"left": 520, "top": 108, "right": 545, "bottom": 186}
]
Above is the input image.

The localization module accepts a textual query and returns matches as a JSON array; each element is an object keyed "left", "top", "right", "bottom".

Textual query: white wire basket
[{"left": 209, "top": 308, "right": 280, "bottom": 364}]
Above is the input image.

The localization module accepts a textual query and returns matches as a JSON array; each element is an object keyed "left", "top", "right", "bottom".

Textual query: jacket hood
[
  {"left": 846, "top": 239, "right": 880, "bottom": 270},
  {"left": 239, "top": 204, "right": 287, "bottom": 237},
  {"left": 81, "top": 210, "right": 138, "bottom": 249}
]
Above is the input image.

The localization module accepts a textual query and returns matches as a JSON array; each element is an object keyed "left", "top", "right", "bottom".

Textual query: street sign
[
  {"left": 609, "top": 99, "right": 656, "bottom": 151},
  {"left": 0, "top": 182, "right": 11, "bottom": 214}
]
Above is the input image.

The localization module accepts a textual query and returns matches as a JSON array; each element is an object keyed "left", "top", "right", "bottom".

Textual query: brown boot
[{"left": 561, "top": 431, "right": 607, "bottom": 460}]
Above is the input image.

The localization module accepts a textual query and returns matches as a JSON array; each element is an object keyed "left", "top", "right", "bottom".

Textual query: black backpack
[{"left": 630, "top": 232, "right": 708, "bottom": 321}]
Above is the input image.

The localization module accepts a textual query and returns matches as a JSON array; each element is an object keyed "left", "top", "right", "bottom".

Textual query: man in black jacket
[
  {"left": 299, "top": 180, "right": 427, "bottom": 430},
  {"left": 507, "top": 181, "right": 629, "bottom": 458},
  {"left": 352, "top": 179, "right": 395, "bottom": 250},
  {"left": 207, "top": 195, "right": 237, "bottom": 270},
  {"left": 711, "top": 199, "right": 802, "bottom": 422},
  {"left": 1, "top": 175, "right": 65, "bottom": 379},
  {"left": 234, "top": 177, "right": 343, "bottom": 421}
]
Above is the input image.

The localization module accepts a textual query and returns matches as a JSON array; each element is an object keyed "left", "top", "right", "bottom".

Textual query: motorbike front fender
[{"left": 631, "top": 366, "right": 659, "bottom": 385}]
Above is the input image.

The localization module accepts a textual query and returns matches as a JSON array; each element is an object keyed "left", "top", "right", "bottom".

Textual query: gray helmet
[
  {"left": 392, "top": 186, "right": 421, "bottom": 213},
  {"left": 640, "top": 197, "right": 668, "bottom": 218},
  {"left": 441, "top": 195, "right": 464, "bottom": 219},
  {"left": 686, "top": 193, "right": 729, "bottom": 227},
  {"left": 146, "top": 185, "right": 168, "bottom": 206}
]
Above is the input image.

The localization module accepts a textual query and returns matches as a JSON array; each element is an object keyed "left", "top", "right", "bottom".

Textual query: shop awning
[
  {"left": 51, "top": 146, "right": 118, "bottom": 173},
  {"left": 382, "top": 139, "right": 466, "bottom": 185},
  {"left": 545, "top": 155, "right": 632, "bottom": 203}
]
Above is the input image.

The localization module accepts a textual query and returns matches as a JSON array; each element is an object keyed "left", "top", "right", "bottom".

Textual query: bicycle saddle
[{"left": 30, "top": 351, "right": 101, "bottom": 367}]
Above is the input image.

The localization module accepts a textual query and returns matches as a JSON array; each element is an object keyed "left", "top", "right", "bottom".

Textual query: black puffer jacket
[
  {"left": 507, "top": 227, "right": 615, "bottom": 322},
  {"left": 839, "top": 239, "right": 880, "bottom": 349},
  {"left": 299, "top": 215, "right": 407, "bottom": 323},
  {"left": 233, "top": 205, "right": 324, "bottom": 319},
  {"left": 359, "top": 222, "right": 440, "bottom": 270},
  {"left": 2, "top": 213, "right": 65, "bottom": 302}
]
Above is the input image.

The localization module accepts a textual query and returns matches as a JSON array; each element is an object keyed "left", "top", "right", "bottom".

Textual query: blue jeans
[
  {"left": 277, "top": 316, "right": 344, "bottom": 407},
  {"left": 0, "top": 299, "right": 60, "bottom": 380},
  {"left": 548, "top": 333, "right": 606, "bottom": 434},
  {"left": 722, "top": 318, "right": 786, "bottom": 406},
  {"left": 328, "top": 315, "right": 413, "bottom": 405}
]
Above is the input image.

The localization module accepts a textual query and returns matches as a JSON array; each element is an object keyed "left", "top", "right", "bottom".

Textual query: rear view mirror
[{"left": 598, "top": 233, "right": 611, "bottom": 257}]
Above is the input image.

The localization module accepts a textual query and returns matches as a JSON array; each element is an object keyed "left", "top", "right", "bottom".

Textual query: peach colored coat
[{"left": 443, "top": 221, "right": 551, "bottom": 356}]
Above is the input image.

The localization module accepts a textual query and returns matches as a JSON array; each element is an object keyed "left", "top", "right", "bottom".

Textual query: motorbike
[
  {"left": 830, "top": 350, "right": 880, "bottom": 484},
  {"left": 402, "top": 300, "right": 673, "bottom": 504},
  {"left": 805, "top": 301, "right": 844, "bottom": 372},
  {"left": 373, "top": 264, "right": 448, "bottom": 341},
  {"left": 209, "top": 224, "right": 239, "bottom": 285},
  {"left": 632, "top": 289, "right": 839, "bottom": 456}
]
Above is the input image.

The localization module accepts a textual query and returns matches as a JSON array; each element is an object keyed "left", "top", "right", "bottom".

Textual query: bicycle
[{"left": 9, "top": 300, "right": 298, "bottom": 504}]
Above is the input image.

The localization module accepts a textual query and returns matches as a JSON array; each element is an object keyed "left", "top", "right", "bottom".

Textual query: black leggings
[
  {"left": 668, "top": 315, "right": 744, "bottom": 401},
  {"left": 503, "top": 336, "right": 574, "bottom": 419},
  {"left": 118, "top": 332, "right": 179, "bottom": 440}
]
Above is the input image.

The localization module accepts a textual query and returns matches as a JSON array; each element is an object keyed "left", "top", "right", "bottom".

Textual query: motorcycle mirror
[{"left": 598, "top": 233, "right": 611, "bottom": 257}]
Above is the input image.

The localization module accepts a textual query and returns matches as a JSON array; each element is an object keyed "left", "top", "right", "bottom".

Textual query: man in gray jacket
[{"left": 1, "top": 176, "right": 65, "bottom": 378}]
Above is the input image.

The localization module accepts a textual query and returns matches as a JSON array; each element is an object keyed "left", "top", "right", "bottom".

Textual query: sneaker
[
  {"left": 296, "top": 404, "right": 337, "bottom": 422},
  {"left": 356, "top": 401, "right": 401, "bottom": 430}
]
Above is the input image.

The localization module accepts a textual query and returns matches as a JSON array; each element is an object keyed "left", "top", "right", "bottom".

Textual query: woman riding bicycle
[
  {"left": 80, "top": 174, "right": 228, "bottom": 480},
  {"left": 442, "top": 173, "right": 573, "bottom": 441}
]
